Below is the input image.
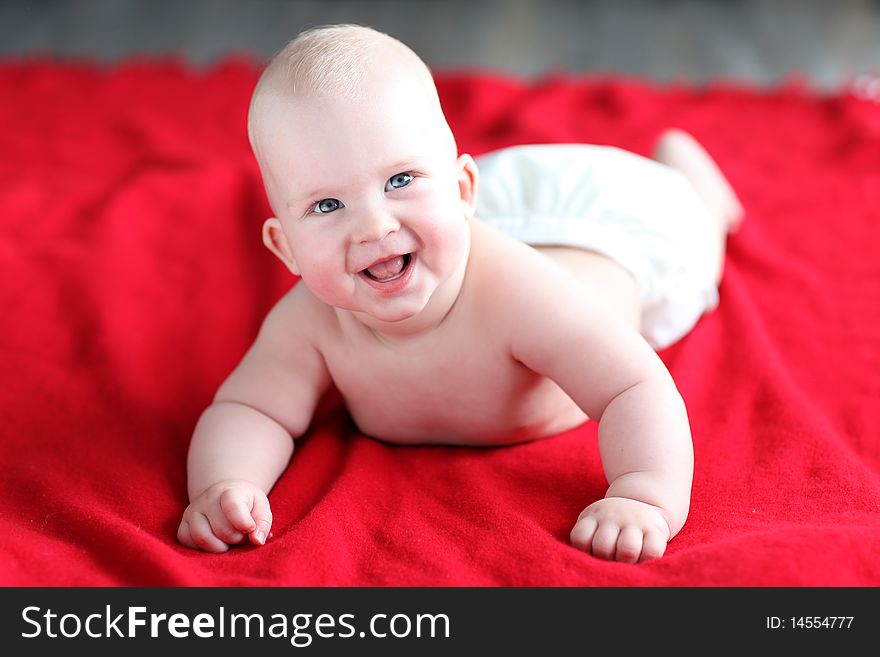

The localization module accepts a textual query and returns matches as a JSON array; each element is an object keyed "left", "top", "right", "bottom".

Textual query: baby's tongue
[{"left": 367, "top": 255, "right": 405, "bottom": 281}]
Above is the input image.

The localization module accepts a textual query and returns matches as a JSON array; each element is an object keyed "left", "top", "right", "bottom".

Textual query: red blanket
[{"left": 2, "top": 60, "right": 879, "bottom": 586}]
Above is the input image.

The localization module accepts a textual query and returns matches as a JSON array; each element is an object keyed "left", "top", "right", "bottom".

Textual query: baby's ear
[
  {"left": 456, "top": 154, "right": 479, "bottom": 219},
  {"left": 262, "top": 218, "right": 300, "bottom": 276}
]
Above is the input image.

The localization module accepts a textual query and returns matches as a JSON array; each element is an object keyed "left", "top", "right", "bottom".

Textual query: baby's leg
[
  {"left": 652, "top": 129, "right": 744, "bottom": 233},
  {"left": 652, "top": 130, "right": 744, "bottom": 285}
]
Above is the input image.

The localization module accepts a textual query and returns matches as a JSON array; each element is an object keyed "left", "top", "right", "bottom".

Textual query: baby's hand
[
  {"left": 177, "top": 479, "right": 272, "bottom": 553},
  {"left": 570, "top": 497, "right": 671, "bottom": 563}
]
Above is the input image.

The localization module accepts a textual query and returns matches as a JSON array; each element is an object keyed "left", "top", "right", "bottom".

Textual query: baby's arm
[
  {"left": 510, "top": 266, "right": 693, "bottom": 563},
  {"left": 178, "top": 289, "right": 331, "bottom": 552},
  {"left": 574, "top": 366, "right": 693, "bottom": 562}
]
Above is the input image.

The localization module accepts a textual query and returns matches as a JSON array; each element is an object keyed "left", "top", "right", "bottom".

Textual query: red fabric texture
[{"left": 2, "top": 60, "right": 879, "bottom": 586}]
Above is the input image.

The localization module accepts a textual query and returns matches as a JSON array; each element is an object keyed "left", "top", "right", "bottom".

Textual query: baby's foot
[
  {"left": 570, "top": 497, "right": 671, "bottom": 563},
  {"left": 653, "top": 129, "right": 745, "bottom": 233}
]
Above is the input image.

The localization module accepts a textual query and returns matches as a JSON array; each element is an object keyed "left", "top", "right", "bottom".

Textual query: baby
[{"left": 177, "top": 24, "right": 743, "bottom": 563}]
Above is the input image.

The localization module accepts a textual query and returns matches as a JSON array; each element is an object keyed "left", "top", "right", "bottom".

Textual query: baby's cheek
[
  {"left": 432, "top": 215, "right": 469, "bottom": 263},
  {"left": 296, "top": 260, "right": 343, "bottom": 301}
]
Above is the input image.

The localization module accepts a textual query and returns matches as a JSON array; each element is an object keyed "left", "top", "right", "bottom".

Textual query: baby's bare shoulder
[
  {"left": 469, "top": 218, "right": 657, "bottom": 378},
  {"left": 468, "top": 219, "right": 582, "bottom": 311},
  {"left": 262, "top": 282, "right": 334, "bottom": 336},
  {"left": 214, "top": 282, "right": 334, "bottom": 436}
]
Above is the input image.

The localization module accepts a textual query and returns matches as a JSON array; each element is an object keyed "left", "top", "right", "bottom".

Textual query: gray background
[{"left": 2, "top": 0, "right": 880, "bottom": 90}]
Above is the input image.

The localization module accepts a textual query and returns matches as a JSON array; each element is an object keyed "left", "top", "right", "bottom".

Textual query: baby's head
[
  {"left": 248, "top": 25, "right": 478, "bottom": 325},
  {"left": 248, "top": 24, "right": 452, "bottom": 158}
]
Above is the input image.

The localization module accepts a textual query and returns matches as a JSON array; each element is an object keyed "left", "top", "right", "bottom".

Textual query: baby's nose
[{"left": 353, "top": 206, "right": 400, "bottom": 243}]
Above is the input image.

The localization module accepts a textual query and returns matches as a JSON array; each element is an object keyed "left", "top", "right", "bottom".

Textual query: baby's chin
[
  {"left": 354, "top": 303, "right": 427, "bottom": 325},
  {"left": 344, "top": 292, "right": 438, "bottom": 328},
  {"left": 303, "top": 284, "right": 422, "bottom": 321}
]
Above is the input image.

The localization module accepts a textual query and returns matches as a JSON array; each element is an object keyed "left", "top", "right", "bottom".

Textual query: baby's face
[{"left": 256, "top": 74, "right": 474, "bottom": 324}]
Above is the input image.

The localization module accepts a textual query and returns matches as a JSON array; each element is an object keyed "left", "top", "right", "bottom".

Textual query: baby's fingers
[
  {"left": 638, "top": 528, "right": 667, "bottom": 562},
  {"left": 219, "top": 488, "right": 258, "bottom": 534},
  {"left": 178, "top": 514, "right": 230, "bottom": 554},
  {"left": 569, "top": 515, "right": 598, "bottom": 553},
  {"left": 614, "top": 526, "right": 645, "bottom": 564},
  {"left": 588, "top": 522, "right": 622, "bottom": 561},
  {"left": 247, "top": 494, "right": 273, "bottom": 546},
  {"left": 571, "top": 512, "right": 628, "bottom": 560}
]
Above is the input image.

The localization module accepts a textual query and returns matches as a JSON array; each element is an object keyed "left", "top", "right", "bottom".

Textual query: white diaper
[{"left": 474, "top": 143, "right": 719, "bottom": 350}]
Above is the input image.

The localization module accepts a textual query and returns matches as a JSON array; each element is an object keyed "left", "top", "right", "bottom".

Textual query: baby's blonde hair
[
  {"left": 248, "top": 24, "right": 440, "bottom": 145},
  {"left": 266, "top": 24, "right": 395, "bottom": 96}
]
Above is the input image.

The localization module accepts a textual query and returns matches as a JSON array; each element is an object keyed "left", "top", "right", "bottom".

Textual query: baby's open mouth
[{"left": 362, "top": 253, "right": 413, "bottom": 283}]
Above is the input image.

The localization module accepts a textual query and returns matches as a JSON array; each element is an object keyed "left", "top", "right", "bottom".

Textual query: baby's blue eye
[
  {"left": 313, "top": 198, "right": 343, "bottom": 214},
  {"left": 385, "top": 172, "right": 413, "bottom": 191}
]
